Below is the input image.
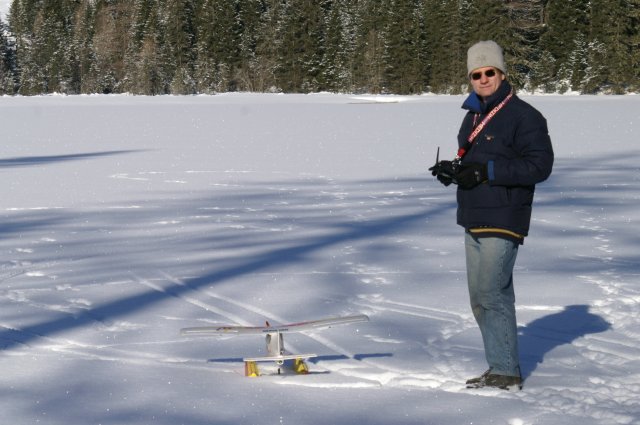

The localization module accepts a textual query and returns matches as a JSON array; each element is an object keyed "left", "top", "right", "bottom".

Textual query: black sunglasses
[{"left": 470, "top": 69, "right": 497, "bottom": 80}]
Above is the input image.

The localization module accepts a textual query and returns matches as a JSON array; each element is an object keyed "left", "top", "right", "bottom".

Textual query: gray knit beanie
[{"left": 467, "top": 40, "right": 506, "bottom": 75}]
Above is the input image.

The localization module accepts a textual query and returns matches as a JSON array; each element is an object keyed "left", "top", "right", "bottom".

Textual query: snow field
[{"left": 0, "top": 93, "right": 639, "bottom": 425}]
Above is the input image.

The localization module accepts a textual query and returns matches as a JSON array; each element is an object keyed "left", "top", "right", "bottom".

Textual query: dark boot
[
  {"left": 465, "top": 369, "right": 491, "bottom": 387},
  {"left": 467, "top": 371, "right": 523, "bottom": 391}
]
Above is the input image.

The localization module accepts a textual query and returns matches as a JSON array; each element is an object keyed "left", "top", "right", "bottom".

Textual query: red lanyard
[{"left": 456, "top": 90, "right": 514, "bottom": 161}]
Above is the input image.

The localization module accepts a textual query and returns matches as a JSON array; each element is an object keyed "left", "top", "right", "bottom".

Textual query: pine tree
[
  {"left": 423, "top": 0, "right": 465, "bottom": 93},
  {"left": 7, "top": 0, "right": 39, "bottom": 40},
  {"left": 253, "top": 0, "right": 293, "bottom": 92},
  {"left": 72, "top": 0, "right": 99, "bottom": 94},
  {"left": 587, "top": 0, "right": 637, "bottom": 93},
  {"left": 9, "top": 0, "right": 48, "bottom": 94},
  {"left": 194, "top": 0, "right": 242, "bottom": 93},
  {"left": 0, "top": 17, "right": 17, "bottom": 94},
  {"left": 123, "top": 0, "right": 166, "bottom": 94},
  {"left": 382, "top": 0, "right": 425, "bottom": 94},
  {"left": 92, "top": 0, "right": 134, "bottom": 93},
  {"left": 27, "top": 0, "right": 84, "bottom": 93},
  {"left": 352, "top": 0, "right": 390, "bottom": 93},
  {"left": 628, "top": 0, "right": 640, "bottom": 91},
  {"left": 536, "top": 0, "right": 590, "bottom": 93},
  {"left": 504, "top": 0, "right": 546, "bottom": 90},
  {"left": 274, "top": 0, "right": 327, "bottom": 93},
  {"left": 165, "top": 0, "right": 198, "bottom": 94},
  {"left": 463, "top": 0, "right": 511, "bottom": 47},
  {"left": 322, "top": 0, "right": 357, "bottom": 92},
  {"left": 229, "top": 0, "right": 265, "bottom": 92},
  {"left": 36, "top": 2, "right": 66, "bottom": 92}
]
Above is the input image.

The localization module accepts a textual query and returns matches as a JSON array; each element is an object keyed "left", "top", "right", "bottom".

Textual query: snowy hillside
[{"left": 0, "top": 93, "right": 638, "bottom": 425}]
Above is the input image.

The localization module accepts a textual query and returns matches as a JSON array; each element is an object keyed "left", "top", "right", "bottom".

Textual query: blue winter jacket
[{"left": 456, "top": 81, "right": 554, "bottom": 239}]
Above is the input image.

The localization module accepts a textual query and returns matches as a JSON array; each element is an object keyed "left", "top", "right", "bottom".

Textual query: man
[{"left": 430, "top": 40, "right": 554, "bottom": 390}]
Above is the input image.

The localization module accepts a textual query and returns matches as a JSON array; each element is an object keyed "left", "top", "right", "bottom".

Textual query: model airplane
[{"left": 180, "top": 314, "right": 369, "bottom": 377}]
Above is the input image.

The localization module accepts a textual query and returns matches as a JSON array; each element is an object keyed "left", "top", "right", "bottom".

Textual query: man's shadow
[{"left": 518, "top": 304, "right": 611, "bottom": 379}]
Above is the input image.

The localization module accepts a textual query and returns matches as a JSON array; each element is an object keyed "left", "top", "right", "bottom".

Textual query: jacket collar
[{"left": 462, "top": 80, "right": 513, "bottom": 114}]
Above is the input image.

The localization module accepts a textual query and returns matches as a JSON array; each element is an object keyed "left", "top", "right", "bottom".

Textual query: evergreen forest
[{"left": 1, "top": 0, "right": 639, "bottom": 96}]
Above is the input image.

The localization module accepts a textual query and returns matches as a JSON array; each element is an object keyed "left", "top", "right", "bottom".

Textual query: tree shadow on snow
[
  {"left": 0, "top": 176, "right": 447, "bottom": 350},
  {"left": 0, "top": 150, "right": 145, "bottom": 168},
  {"left": 518, "top": 304, "right": 611, "bottom": 379}
]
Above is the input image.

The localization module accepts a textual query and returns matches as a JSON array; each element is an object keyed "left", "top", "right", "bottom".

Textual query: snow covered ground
[{"left": 0, "top": 92, "right": 638, "bottom": 425}]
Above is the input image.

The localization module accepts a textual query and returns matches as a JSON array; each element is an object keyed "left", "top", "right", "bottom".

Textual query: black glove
[
  {"left": 455, "top": 163, "right": 488, "bottom": 189},
  {"left": 429, "top": 160, "right": 457, "bottom": 187}
]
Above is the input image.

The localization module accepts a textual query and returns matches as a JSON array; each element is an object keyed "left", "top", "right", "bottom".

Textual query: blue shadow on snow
[
  {"left": 518, "top": 304, "right": 611, "bottom": 379},
  {"left": 0, "top": 150, "right": 146, "bottom": 168},
  {"left": 0, "top": 203, "right": 440, "bottom": 350}
]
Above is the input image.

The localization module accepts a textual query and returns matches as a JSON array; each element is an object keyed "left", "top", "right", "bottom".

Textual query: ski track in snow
[{"left": 1, "top": 94, "right": 639, "bottom": 425}]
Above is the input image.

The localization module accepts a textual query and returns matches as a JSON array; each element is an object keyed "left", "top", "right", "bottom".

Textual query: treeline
[{"left": 1, "top": 0, "right": 639, "bottom": 96}]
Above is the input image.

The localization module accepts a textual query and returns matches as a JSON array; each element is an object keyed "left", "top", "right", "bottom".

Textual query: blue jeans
[{"left": 465, "top": 232, "right": 521, "bottom": 377}]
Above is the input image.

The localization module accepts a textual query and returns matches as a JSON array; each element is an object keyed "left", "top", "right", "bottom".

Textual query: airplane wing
[
  {"left": 278, "top": 314, "right": 369, "bottom": 333},
  {"left": 180, "top": 314, "right": 369, "bottom": 337},
  {"left": 180, "top": 324, "right": 269, "bottom": 336},
  {"left": 243, "top": 353, "right": 318, "bottom": 363}
]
